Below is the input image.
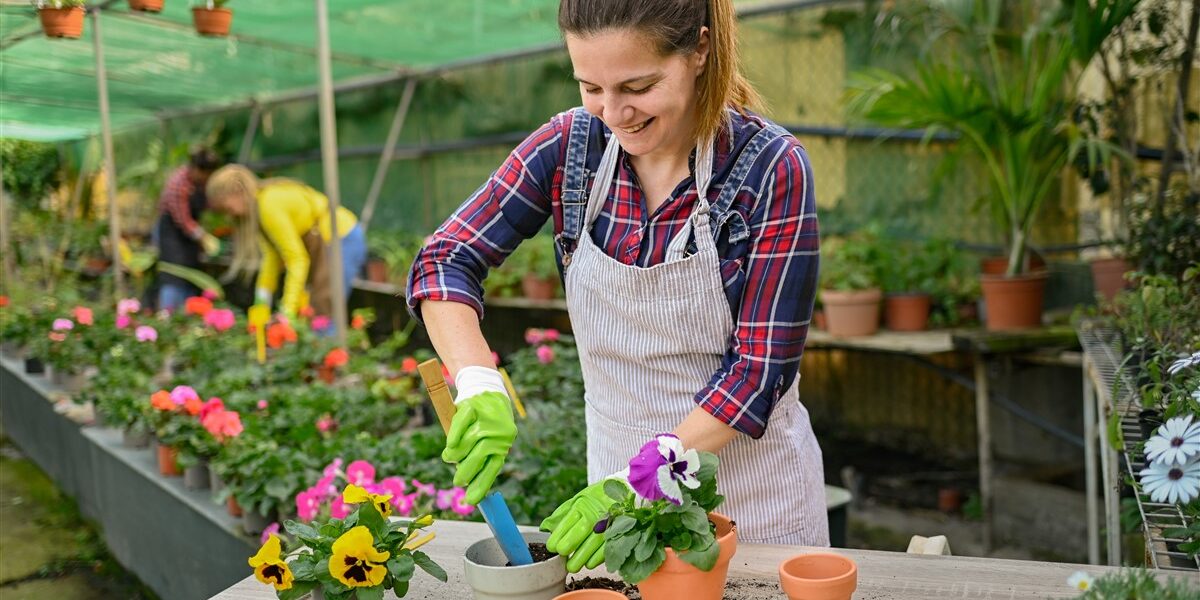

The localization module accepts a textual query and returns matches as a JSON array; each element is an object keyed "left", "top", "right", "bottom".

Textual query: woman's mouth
[{"left": 620, "top": 117, "right": 654, "bottom": 135}]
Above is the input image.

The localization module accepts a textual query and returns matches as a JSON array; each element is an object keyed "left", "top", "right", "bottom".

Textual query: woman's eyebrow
[{"left": 573, "top": 73, "right": 660, "bottom": 86}]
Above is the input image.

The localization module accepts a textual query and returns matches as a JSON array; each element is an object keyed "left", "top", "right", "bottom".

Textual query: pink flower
[
  {"left": 315, "top": 474, "right": 337, "bottom": 500},
  {"left": 346, "top": 460, "right": 375, "bottom": 486},
  {"left": 48, "top": 332, "right": 67, "bottom": 342},
  {"left": 542, "top": 328, "right": 560, "bottom": 342},
  {"left": 198, "top": 397, "right": 225, "bottom": 421},
  {"left": 135, "top": 325, "right": 157, "bottom": 342},
  {"left": 379, "top": 477, "right": 407, "bottom": 499},
  {"left": 115, "top": 314, "right": 132, "bottom": 329},
  {"left": 329, "top": 495, "right": 351, "bottom": 519},
  {"left": 392, "top": 493, "right": 417, "bottom": 517},
  {"left": 311, "top": 315, "right": 331, "bottom": 332},
  {"left": 170, "top": 385, "right": 199, "bottom": 406},
  {"left": 117, "top": 298, "right": 140, "bottom": 315},
  {"left": 52, "top": 318, "right": 74, "bottom": 331},
  {"left": 202, "top": 409, "right": 243, "bottom": 441},
  {"left": 450, "top": 487, "right": 475, "bottom": 516},
  {"left": 436, "top": 488, "right": 456, "bottom": 510},
  {"left": 296, "top": 488, "right": 322, "bottom": 522},
  {"left": 256, "top": 399, "right": 269, "bottom": 410},
  {"left": 260, "top": 522, "right": 280, "bottom": 544},
  {"left": 524, "top": 328, "right": 544, "bottom": 345},
  {"left": 411, "top": 479, "right": 436, "bottom": 496},
  {"left": 202, "top": 288, "right": 218, "bottom": 301},
  {"left": 203, "top": 308, "right": 235, "bottom": 332},
  {"left": 315, "top": 415, "right": 337, "bottom": 433},
  {"left": 491, "top": 351, "right": 501, "bottom": 366},
  {"left": 322, "top": 458, "right": 343, "bottom": 479},
  {"left": 536, "top": 345, "right": 555, "bottom": 364},
  {"left": 72, "top": 306, "right": 93, "bottom": 326}
]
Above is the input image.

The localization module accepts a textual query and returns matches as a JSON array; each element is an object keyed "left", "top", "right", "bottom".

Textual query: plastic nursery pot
[
  {"left": 778, "top": 552, "right": 858, "bottom": 600},
  {"left": 554, "top": 590, "right": 628, "bottom": 599},
  {"left": 637, "top": 512, "right": 738, "bottom": 600},
  {"left": 463, "top": 530, "right": 566, "bottom": 600},
  {"left": 183, "top": 461, "right": 210, "bottom": 490},
  {"left": 242, "top": 508, "right": 276, "bottom": 537}
]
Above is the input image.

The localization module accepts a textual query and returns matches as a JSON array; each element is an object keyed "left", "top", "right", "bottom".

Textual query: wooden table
[{"left": 210, "top": 520, "right": 1189, "bottom": 599}]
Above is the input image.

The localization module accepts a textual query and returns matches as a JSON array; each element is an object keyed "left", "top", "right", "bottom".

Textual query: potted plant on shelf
[
  {"left": 819, "top": 233, "right": 882, "bottom": 337},
  {"left": 509, "top": 233, "right": 561, "bottom": 301},
  {"left": 248, "top": 484, "right": 448, "bottom": 599},
  {"left": 192, "top": 0, "right": 232, "bottom": 37},
  {"left": 879, "top": 241, "right": 936, "bottom": 332},
  {"left": 128, "top": 0, "right": 163, "bottom": 12},
  {"left": 33, "top": 0, "right": 85, "bottom": 39},
  {"left": 592, "top": 434, "right": 736, "bottom": 600},
  {"left": 848, "top": 0, "right": 1135, "bottom": 330}
]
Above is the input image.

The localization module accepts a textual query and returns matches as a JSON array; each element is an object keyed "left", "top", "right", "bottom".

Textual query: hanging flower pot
[
  {"left": 37, "top": 4, "right": 85, "bottom": 39},
  {"left": 820, "top": 289, "right": 882, "bottom": 337},
  {"left": 192, "top": 4, "right": 232, "bottom": 37},
  {"left": 778, "top": 552, "right": 858, "bottom": 600},
  {"left": 979, "top": 271, "right": 1047, "bottom": 330},
  {"left": 636, "top": 512, "right": 738, "bottom": 600},
  {"left": 127, "top": 0, "right": 163, "bottom": 11}
]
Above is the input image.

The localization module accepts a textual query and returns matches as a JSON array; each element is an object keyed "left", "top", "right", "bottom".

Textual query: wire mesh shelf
[{"left": 1077, "top": 318, "right": 1199, "bottom": 571}]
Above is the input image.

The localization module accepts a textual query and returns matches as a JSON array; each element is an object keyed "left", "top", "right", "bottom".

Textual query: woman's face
[{"left": 566, "top": 27, "right": 708, "bottom": 162}]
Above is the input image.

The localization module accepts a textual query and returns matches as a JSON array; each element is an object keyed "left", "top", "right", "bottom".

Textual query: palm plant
[{"left": 847, "top": 0, "right": 1137, "bottom": 277}]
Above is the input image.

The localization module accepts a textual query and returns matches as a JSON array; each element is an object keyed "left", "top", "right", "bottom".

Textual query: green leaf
[
  {"left": 290, "top": 557, "right": 316, "bottom": 581},
  {"left": 680, "top": 506, "right": 710, "bottom": 535},
  {"left": 677, "top": 536, "right": 720, "bottom": 572},
  {"left": 606, "top": 515, "right": 637, "bottom": 536},
  {"left": 284, "top": 521, "right": 321, "bottom": 541},
  {"left": 355, "top": 586, "right": 384, "bottom": 600},
  {"left": 633, "top": 526, "right": 659, "bottom": 562},
  {"left": 357, "top": 503, "right": 388, "bottom": 540},
  {"left": 604, "top": 479, "right": 631, "bottom": 502},
  {"left": 276, "top": 581, "right": 317, "bottom": 600},
  {"left": 412, "top": 551, "right": 448, "bottom": 582},
  {"left": 392, "top": 580, "right": 410, "bottom": 597},
  {"left": 669, "top": 531, "right": 693, "bottom": 551},
  {"left": 603, "top": 531, "right": 639, "bottom": 572},
  {"left": 622, "top": 546, "right": 665, "bottom": 584},
  {"left": 387, "top": 553, "right": 415, "bottom": 582},
  {"left": 265, "top": 479, "right": 293, "bottom": 500}
]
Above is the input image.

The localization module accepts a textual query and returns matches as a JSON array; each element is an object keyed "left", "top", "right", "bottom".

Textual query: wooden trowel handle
[{"left": 417, "top": 359, "right": 456, "bottom": 434}]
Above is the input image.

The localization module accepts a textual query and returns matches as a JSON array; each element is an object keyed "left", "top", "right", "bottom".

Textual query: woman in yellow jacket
[{"left": 205, "top": 165, "right": 367, "bottom": 317}]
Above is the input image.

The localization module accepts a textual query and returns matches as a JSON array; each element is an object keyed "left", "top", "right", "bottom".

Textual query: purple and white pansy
[{"left": 628, "top": 433, "right": 701, "bottom": 505}]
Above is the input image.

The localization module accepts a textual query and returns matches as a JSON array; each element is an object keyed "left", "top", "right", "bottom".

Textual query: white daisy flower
[
  {"left": 1139, "top": 456, "right": 1200, "bottom": 504},
  {"left": 1167, "top": 351, "right": 1200, "bottom": 377},
  {"left": 1066, "top": 570, "right": 1094, "bottom": 591},
  {"left": 1144, "top": 415, "right": 1200, "bottom": 465}
]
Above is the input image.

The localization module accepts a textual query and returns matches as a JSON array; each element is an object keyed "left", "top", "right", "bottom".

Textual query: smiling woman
[{"left": 409, "top": 0, "right": 826, "bottom": 574}]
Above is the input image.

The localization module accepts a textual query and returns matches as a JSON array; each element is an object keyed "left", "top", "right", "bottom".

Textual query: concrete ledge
[{"left": 0, "top": 357, "right": 254, "bottom": 600}]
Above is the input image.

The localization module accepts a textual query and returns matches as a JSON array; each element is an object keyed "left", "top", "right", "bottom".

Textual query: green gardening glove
[
  {"left": 442, "top": 387, "right": 517, "bottom": 506},
  {"left": 540, "top": 474, "right": 632, "bottom": 572}
]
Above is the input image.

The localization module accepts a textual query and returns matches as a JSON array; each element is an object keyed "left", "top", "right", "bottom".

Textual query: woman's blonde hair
[
  {"left": 558, "top": 0, "right": 761, "bottom": 145},
  {"left": 206, "top": 164, "right": 261, "bottom": 284}
]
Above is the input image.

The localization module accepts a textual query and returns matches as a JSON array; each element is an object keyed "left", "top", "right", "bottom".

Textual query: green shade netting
[{"left": 0, "top": 0, "right": 565, "bottom": 141}]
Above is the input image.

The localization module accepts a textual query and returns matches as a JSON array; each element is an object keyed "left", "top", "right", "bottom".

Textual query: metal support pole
[
  {"left": 1083, "top": 354, "right": 1100, "bottom": 565},
  {"left": 93, "top": 8, "right": 123, "bottom": 300},
  {"left": 0, "top": 162, "right": 13, "bottom": 292},
  {"left": 973, "top": 356, "right": 993, "bottom": 553},
  {"left": 237, "top": 105, "right": 262, "bottom": 164},
  {"left": 360, "top": 78, "right": 417, "bottom": 233},
  {"left": 314, "top": 0, "right": 347, "bottom": 345}
]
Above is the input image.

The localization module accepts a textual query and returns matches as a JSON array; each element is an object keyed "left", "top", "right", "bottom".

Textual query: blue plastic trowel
[{"left": 418, "top": 359, "right": 534, "bottom": 566}]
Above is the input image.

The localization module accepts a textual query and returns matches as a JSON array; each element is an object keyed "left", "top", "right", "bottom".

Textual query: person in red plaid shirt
[
  {"left": 153, "top": 147, "right": 222, "bottom": 311},
  {"left": 408, "top": 0, "right": 827, "bottom": 566}
]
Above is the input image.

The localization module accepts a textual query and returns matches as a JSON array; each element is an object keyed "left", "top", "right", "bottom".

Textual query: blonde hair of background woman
[{"left": 206, "top": 164, "right": 262, "bottom": 284}]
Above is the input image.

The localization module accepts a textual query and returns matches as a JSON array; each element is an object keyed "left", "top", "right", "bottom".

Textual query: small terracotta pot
[
  {"left": 884, "top": 293, "right": 931, "bottom": 331},
  {"left": 192, "top": 7, "right": 232, "bottom": 36},
  {"left": 979, "top": 271, "right": 1047, "bottom": 330},
  {"left": 365, "top": 258, "right": 389, "bottom": 283},
  {"left": 227, "top": 495, "right": 244, "bottom": 518},
  {"left": 156, "top": 444, "right": 181, "bottom": 477},
  {"left": 554, "top": 591, "right": 627, "bottom": 599},
  {"left": 128, "top": 0, "right": 164, "bottom": 11},
  {"left": 637, "top": 513, "right": 737, "bottom": 600},
  {"left": 820, "top": 289, "right": 882, "bottom": 337},
  {"left": 980, "top": 254, "right": 1046, "bottom": 275},
  {"left": 937, "top": 488, "right": 963, "bottom": 513},
  {"left": 778, "top": 552, "right": 858, "bottom": 600},
  {"left": 1089, "top": 257, "right": 1131, "bottom": 303},
  {"left": 522, "top": 274, "right": 558, "bottom": 300},
  {"left": 38, "top": 7, "right": 85, "bottom": 39}
]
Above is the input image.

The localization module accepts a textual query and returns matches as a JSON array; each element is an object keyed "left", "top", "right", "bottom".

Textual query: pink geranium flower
[
  {"left": 392, "top": 492, "right": 417, "bottom": 517},
  {"left": 379, "top": 477, "right": 407, "bottom": 500},
  {"left": 203, "top": 308, "right": 236, "bottom": 332},
  {"left": 256, "top": 399, "right": 269, "bottom": 410},
  {"left": 436, "top": 488, "right": 456, "bottom": 510},
  {"left": 311, "top": 315, "right": 331, "bottom": 332},
  {"left": 542, "top": 328, "right": 560, "bottom": 342},
  {"left": 202, "top": 289, "right": 219, "bottom": 300},
  {"left": 72, "top": 306, "right": 93, "bottom": 326},
  {"left": 524, "top": 328, "right": 544, "bottom": 345},
  {"left": 411, "top": 479, "right": 436, "bottom": 496},
  {"left": 135, "top": 325, "right": 157, "bottom": 342},
  {"left": 115, "top": 314, "right": 132, "bottom": 329},
  {"left": 296, "top": 488, "right": 323, "bottom": 522},
  {"left": 260, "top": 522, "right": 280, "bottom": 544},
  {"left": 170, "top": 385, "right": 199, "bottom": 406},
  {"left": 450, "top": 487, "right": 475, "bottom": 516},
  {"left": 117, "top": 298, "right": 140, "bottom": 315},
  {"left": 52, "top": 318, "right": 74, "bottom": 331},
  {"left": 202, "top": 409, "right": 243, "bottom": 441},
  {"left": 315, "top": 414, "right": 338, "bottom": 433},
  {"left": 198, "top": 397, "right": 225, "bottom": 421},
  {"left": 536, "top": 345, "right": 555, "bottom": 364},
  {"left": 345, "top": 460, "right": 375, "bottom": 486},
  {"left": 329, "top": 495, "right": 351, "bottom": 519}
]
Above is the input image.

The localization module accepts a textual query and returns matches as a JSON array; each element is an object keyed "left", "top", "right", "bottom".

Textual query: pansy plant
[
  {"left": 250, "top": 484, "right": 447, "bottom": 600},
  {"left": 599, "top": 434, "right": 725, "bottom": 584}
]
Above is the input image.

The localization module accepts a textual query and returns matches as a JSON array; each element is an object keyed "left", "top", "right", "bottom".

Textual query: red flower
[
  {"left": 351, "top": 314, "right": 366, "bottom": 330},
  {"left": 184, "top": 296, "right": 213, "bottom": 316},
  {"left": 323, "top": 348, "right": 349, "bottom": 369},
  {"left": 400, "top": 357, "right": 418, "bottom": 374},
  {"left": 0, "top": 295, "right": 9, "bottom": 308},
  {"left": 183, "top": 396, "right": 204, "bottom": 416},
  {"left": 266, "top": 322, "right": 297, "bottom": 349},
  {"left": 150, "top": 390, "right": 175, "bottom": 412}
]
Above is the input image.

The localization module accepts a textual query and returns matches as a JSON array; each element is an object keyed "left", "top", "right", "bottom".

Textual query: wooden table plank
[
  {"left": 804, "top": 330, "right": 955, "bottom": 356},
  {"left": 209, "top": 520, "right": 1194, "bottom": 599}
]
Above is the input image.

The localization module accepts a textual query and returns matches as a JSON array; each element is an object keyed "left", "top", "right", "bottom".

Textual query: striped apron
[{"left": 561, "top": 120, "right": 829, "bottom": 545}]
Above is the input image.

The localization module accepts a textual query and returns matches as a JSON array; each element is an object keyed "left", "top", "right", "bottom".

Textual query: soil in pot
[{"left": 508, "top": 542, "right": 556, "bottom": 566}]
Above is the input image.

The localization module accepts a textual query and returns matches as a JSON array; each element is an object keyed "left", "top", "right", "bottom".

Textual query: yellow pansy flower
[
  {"left": 248, "top": 534, "right": 294, "bottom": 590},
  {"left": 342, "top": 483, "right": 394, "bottom": 518},
  {"left": 413, "top": 514, "right": 434, "bottom": 528},
  {"left": 330, "top": 526, "right": 391, "bottom": 588}
]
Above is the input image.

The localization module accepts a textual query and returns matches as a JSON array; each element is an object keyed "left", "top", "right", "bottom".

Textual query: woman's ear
[{"left": 693, "top": 26, "right": 710, "bottom": 76}]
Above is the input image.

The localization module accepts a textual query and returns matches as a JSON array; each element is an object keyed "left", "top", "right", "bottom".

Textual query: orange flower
[
  {"left": 185, "top": 296, "right": 213, "bottom": 316},
  {"left": 400, "top": 357, "right": 418, "bottom": 373},
  {"left": 0, "top": 295, "right": 9, "bottom": 307},
  {"left": 299, "top": 305, "right": 315, "bottom": 318},
  {"left": 324, "top": 348, "right": 350, "bottom": 368},
  {"left": 266, "top": 322, "right": 297, "bottom": 349},
  {"left": 150, "top": 390, "right": 176, "bottom": 411},
  {"left": 183, "top": 396, "right": 204, "bottom": 416},
  {"left": 351, "top": 314, "right": 366, "bottom": 330}
]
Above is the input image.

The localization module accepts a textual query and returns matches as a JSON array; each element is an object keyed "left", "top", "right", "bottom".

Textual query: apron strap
[{"left": 557, "top": 108, "right": 593, "bottom": 248}]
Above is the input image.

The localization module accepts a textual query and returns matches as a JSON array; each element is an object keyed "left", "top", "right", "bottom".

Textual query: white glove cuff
[{"left": 453, "top": 366, "right": 508, "bottom": 404}]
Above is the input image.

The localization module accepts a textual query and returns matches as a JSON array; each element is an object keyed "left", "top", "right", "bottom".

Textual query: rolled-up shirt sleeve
[
  {"left": 694, "top": 142, "right": 820, "bottom": 439},
  {"left": 406, "top": 113, "right": 568, "bottom": 323}
]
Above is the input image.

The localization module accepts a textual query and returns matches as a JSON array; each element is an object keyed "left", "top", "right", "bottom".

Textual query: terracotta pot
[
  {"left": 937, "top": 488, "right": 963, "bottom": 513},
  {"left": 884, "top": 293, "right": 931, "bottom": 331},
  {"left": 522, "top": 274, "right": 558, "bottom": 300},
  {"left": 192, "top": 7, "right": 232, "bottom": 36},
  {"left": 38, "top": 7, "right": 84, "bottom": 39},
  {"left": 365, "top": 258, "right": 389, "bottom": 283},
  {"left": 812, "top": 309, "right": 827, "bottom": 331},
  {"left": 554, "top": 591, "right": 627, "bottom": 599},
  {"left": 979, "top": 271, "right": 1047, "bottom": 330},
  {"left": 156, "top": 443, "right": 181, "bottom": 477},
  {"left": 980, "top": 254, "right": 1045, "bottom": 275},
  {"left": 128, "top": 0, "right": 163, "bottom": 11},
  {"left": 778, "top": 552, "right": 858, "bottom": 600},
  {"left": 227, "top": 495, "right": 244, "bottom": 518},
  {"left": 820, "top": 289, "right": 882, "bottom": 337},
  {"left": 1089, "top": 257, "right": 1132, "bottom": 303},
  {"left": 637, "top": 512, "right": 737, "bottom": 600}
]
